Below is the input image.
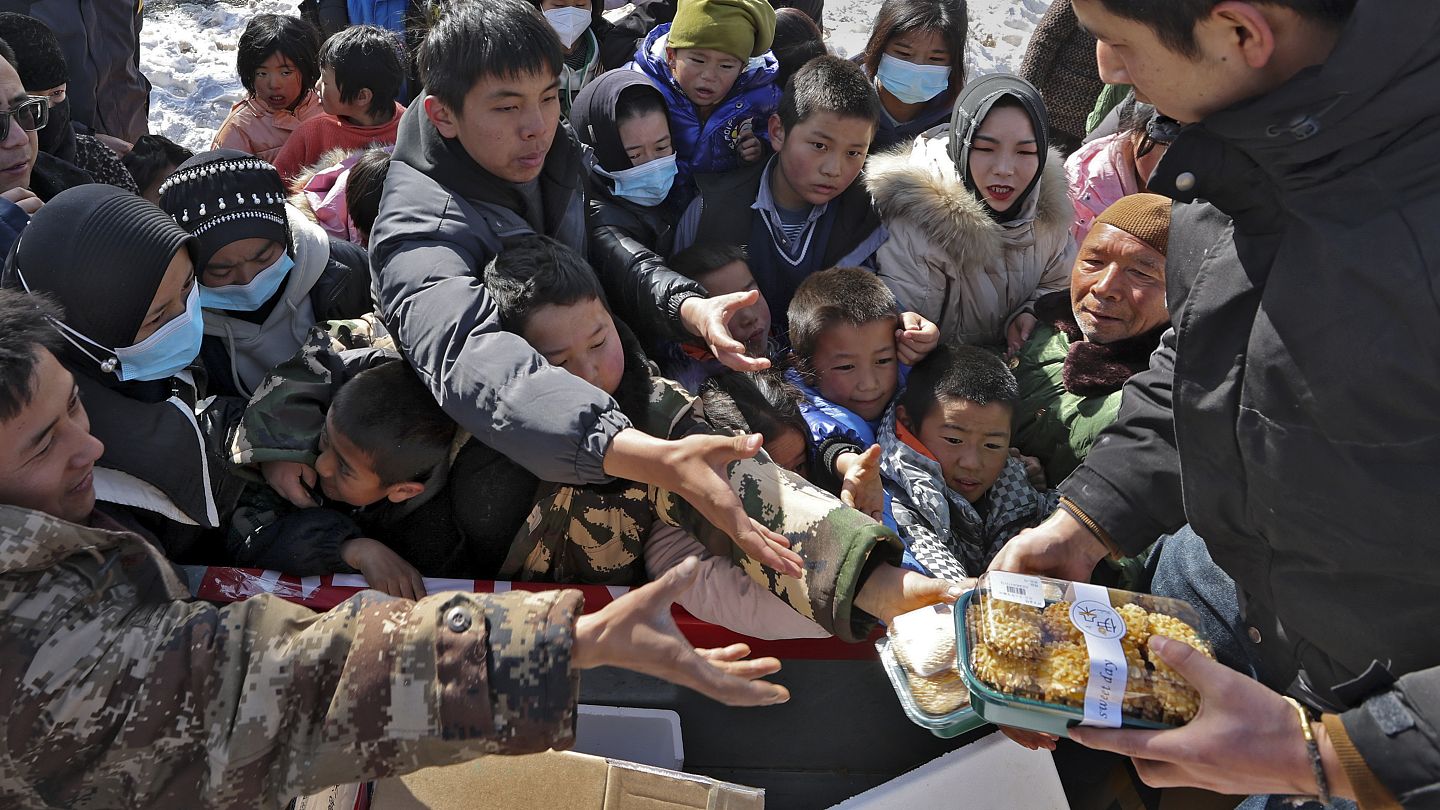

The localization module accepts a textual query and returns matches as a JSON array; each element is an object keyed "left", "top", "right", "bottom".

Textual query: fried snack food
[
  {"left": 966, "top": 583, "right": 1214, "bottom": 727},
  {"left": 907, "top": 667, "right": 971, "bottom": 715}
]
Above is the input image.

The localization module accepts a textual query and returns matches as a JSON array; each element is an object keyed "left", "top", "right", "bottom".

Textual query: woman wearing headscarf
[
  {"left": 158, "top": 149, "right": 372, "bottom": 399},
  {"left": 866, "top": 73, "right": 1077, "bottom": 353},
  {"left": 2, "top": 184, "right": 245, "bottom": 557}
]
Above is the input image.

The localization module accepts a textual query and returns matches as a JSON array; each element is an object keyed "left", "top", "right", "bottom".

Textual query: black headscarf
[
  {"left": 570, "top": 69, "right": 668, "bottom": 174},
  {"left": 0, "top": 12, "right": 78, "bottom": 164},
  {"left": 2, "top": 184, "right": 196, "bottom": 375},
  {"left": 947, "top": 73, "right": 1050, "bottom": 223}
]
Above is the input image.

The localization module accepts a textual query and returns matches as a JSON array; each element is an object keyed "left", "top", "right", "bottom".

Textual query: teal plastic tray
[
  {"left": 953, "top": 589, "right": 1175, "bottom": 739},
  {"left": 876, "top": 636, "right": 986, "bottom": 739}
]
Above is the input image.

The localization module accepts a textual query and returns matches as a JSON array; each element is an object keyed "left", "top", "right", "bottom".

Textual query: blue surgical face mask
[
  {"left": 198, "top": 250, "right": 293, "bottom": 312},
  {"left": 12, "top": 265, "right": 205, "bottom": 382},
  {"left": 599, "top": 154, "right": 678, "bottom": 207},
  {"left": 876, "top": 53, "right": 951, "bottom": 105}
]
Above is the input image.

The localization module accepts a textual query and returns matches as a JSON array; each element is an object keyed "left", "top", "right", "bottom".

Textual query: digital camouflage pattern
[{"left": 0, "top": 504, "right": 582, "bottom": 810}]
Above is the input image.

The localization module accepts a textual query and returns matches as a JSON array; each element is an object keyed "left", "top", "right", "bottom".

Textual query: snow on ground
[{"left": 142, "top": 0, "right": 1053, "bottom": 151}]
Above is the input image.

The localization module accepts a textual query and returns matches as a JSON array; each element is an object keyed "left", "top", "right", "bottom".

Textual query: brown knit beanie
[
  {"left": 1088, "top": 193, "right": 1171, "bottom": 255},
  {"left": 669, "top": 0, "right": 776, "bottom": 60}
]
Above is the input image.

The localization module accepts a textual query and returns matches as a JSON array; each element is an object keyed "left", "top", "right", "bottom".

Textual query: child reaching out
[
  {"left": 628, "top": 0, "right": 780, "bottom": 187},
  {"left": 212, "top": 14, "right": 325, "bottom": 162},
  {"left": 659, "top": 243, "right": 775, "bottom": 391},
  {"left": 881, "top": 343, "right": 1057, "bottom": 580}
]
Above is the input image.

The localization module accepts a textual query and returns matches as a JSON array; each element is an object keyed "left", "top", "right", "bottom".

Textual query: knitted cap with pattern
[
  {"left": 0, "top": 13, "right": 67, "bottom": 89},
  {"left": 1089, "top": 193, "right": 1171, "bottom": 256},
  {"left": 157, "top": 149, "right": 289, "bottom": 271},
  {"left": 669, "top": 0, "right": 776, "bottom": 60}
]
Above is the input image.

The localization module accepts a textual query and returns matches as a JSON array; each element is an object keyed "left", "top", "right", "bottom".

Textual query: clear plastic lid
[
  {"left": 961, "top": 572, "right": 1214, "bottom": 727},
  {"left": 883, "top": 603, "right": 972, "bottom": 719}
]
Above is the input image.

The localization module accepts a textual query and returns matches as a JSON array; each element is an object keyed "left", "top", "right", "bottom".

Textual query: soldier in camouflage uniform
[{"left": 0, "top": 291, "right": 788, "bottom": 808}]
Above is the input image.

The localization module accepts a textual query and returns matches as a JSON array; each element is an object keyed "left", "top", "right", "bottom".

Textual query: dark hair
[
  {"left": 898, "top": 343, "right": 1018, "bottom": 428},
  {"left": 0, "top": 35, "right": 15, "bottom": 70},
  {"left": 615, "top": 83, "right": 668, "bottom": 128},
  {"left": 525, "top": 0, "right": 608, "bottom": 28},
  {"left": 773, "top": 8, "right": 826, "bottom": 88},
  {"left": 482, "top": 234, "right": 606, "bottom": 333},
  {"left": 670, "top": 242, "right": 748, "bottom": 283},
  {"left": 777, "top": 54, "right": 881, "bottom": 134},
  {"left": 861, "top": 0, "right": 968, "bottom": 105},
  {"left": 320, "top": 25, "right": 405, "bottom": 117},
  {"left": 788, "top": 266, "right": 899, "bottom": 366},
  {"left": 1095, "top": 0, "right": 1354, "bottom": 58},
  {"left": 418, "top": 0, "right": 562, "bottom": 114},
  {"left": 330, "top": 361, "right": 454, "bottom": 486},
  {"left": 0, "top": 289, "right": 65, "bottom": 423},
  {"left": 124, "top": 135, "right": 194, "bottom": 196},
  {"left": 700, "top": 369, "right": 808, "bottom": 447},
  {"left": 236, "top": 14, "right": 322, "bottom": 104},
  {"left": 345, "top": 147, "right": 392, "bottom": 242}
]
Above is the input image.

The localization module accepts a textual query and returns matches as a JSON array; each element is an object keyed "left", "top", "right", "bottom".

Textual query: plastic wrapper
[
  {"left": 877, "top": 603, "right": 984, "bottom": 738},
  {"left": 956, "top": 572, "right": 1213, "bottom": 737}
]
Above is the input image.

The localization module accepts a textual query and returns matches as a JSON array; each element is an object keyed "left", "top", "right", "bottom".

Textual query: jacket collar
[{"left": 0, "top": 504, "right": 190, "bottom": 599}]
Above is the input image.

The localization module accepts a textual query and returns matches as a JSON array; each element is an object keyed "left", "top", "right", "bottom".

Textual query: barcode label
[{"left": 988, "top": 571, "right": 1045, "bottom": 608}]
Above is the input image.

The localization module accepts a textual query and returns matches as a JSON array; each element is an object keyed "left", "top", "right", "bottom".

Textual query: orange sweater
[
  {"left": 211, "top": 92, "right": 324, "bottom": 163},
  {"left": 272, "top": 103, "right": 405, "bottom": 181}
]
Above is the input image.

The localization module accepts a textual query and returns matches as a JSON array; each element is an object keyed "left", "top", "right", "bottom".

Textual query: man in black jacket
[{"left": 990, "top": 1, "right": 1440, "bottom": 806}]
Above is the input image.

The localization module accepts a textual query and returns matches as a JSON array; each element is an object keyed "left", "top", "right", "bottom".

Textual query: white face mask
[{"left": 544, "top": 7, "right": 592, "bottom": 50}]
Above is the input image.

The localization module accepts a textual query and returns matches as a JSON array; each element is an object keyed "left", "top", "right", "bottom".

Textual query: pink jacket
[
  {"left": 291, "top": 146, "right": 394, "bottom": 245},
  {"left": 211, "top": 92, "right": 324, "bottom": 163},
  {"left": 1064, "top": 131, "right": 1141, "bottom": 244}
]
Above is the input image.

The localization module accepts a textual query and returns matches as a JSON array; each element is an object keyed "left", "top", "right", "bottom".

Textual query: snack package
[
  {"left": 877, "top": 603, "right": 984, "bottom": 738},
  {"left": 957, "top": 572, "right": 1214, "bottom": 738}
]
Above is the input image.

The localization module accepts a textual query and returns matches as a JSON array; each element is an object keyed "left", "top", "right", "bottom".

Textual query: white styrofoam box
[
  {"left": 571, "top": 705, "right": 685, "bottom": 772},
  {"left": 828, "top": 732, "right": 1068, "bottom": 809}
]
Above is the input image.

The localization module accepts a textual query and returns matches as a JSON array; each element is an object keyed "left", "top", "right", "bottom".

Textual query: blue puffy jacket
[
  {"left": 785, "top": 369, "right": 899, "bottom": 533},
  {"left": 627, "top": 24, "right": 781, "bottom": 187},
  {"left": 346, "top": 0, "right": 407, "bottom": 32}
]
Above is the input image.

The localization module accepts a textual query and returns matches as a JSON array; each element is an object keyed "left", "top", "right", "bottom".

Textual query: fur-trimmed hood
[{"left": 866, "top": 135, "right": 1073, "bottom": 266}]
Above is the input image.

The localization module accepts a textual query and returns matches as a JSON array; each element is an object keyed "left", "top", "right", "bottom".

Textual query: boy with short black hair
[
  {"left": 227, "top": 350, "right": 513, "bottom": 599},
  {"left": 674, "top": 54, "right": 887, "bottom": 334},
  {"left": 273, "top": 24, "right": 407, "bottom": 179},
  {"left": 369, "top": 0, "right": 801, "bottom": 579},
  {"left": 881, "top": 343, "right": 1056, "bottom": 580}
]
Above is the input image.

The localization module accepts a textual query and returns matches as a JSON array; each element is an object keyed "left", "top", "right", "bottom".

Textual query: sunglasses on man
[{"left": 0, "top": 97, "right": 49, "bottom": 141}]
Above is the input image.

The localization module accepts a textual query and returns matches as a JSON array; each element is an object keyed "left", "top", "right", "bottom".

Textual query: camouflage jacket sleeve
[
  {"left": 228, "top": 328, "right": 398, "bottom": 471},
  {"left": 643, "top": 377, "right": 904, "bottom": 644},
  {"left": 0, "top": 508, "right": 582, "bottom": 810}
]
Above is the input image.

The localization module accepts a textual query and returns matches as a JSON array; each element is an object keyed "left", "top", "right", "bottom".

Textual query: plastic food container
[
  {"left": 955, "top": 572, "right": 1214, "bottom": 739},
  {"left": 877, "top": 603, "right": 986, "bottom": 739}
]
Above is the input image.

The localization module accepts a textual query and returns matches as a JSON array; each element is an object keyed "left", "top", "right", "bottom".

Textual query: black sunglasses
[
  {"left": 0, "top": 97, "right": 49, "bottom": 141},
  {"left": 1135, "top": 115, "right": 1182, "bottom": 159}
]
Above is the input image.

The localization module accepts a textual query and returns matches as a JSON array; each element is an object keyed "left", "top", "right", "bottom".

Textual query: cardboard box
[{"left": 372, "top": 750, "right": 764, "bottom": 810}]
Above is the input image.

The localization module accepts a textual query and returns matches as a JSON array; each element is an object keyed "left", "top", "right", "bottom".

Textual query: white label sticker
[
  {"left": 1071, "top": 582, "right": 1129, "bottom": 728},
  {"left": 987, "top": 571, "right": 1046, "bottom": 608}
]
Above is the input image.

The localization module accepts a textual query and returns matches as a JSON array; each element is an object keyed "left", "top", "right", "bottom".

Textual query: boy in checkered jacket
[{"left": 878, "top": 343, "right": 1057, "bottom": 580}]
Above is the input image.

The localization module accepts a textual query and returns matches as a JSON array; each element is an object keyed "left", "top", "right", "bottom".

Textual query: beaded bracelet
[{"left": 1284, "top": 696, "right": 1331, "bottom": 805}]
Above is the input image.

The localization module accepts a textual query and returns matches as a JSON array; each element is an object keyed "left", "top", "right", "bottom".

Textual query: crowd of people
[{"left": 0, "top": 0, "right": 1433, "bottom": 808}]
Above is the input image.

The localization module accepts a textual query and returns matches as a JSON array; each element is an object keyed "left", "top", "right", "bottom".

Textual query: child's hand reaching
[
  {"left": 1006, "top": 312, "right": 1039, "bottom": 357},
  {"left": 895, "top": 311, "right": 940, "bottom": 365},
  {"left": 736, "top": 121, "right": 763, "bottom": 164},
  {"left": 1010, "top": 448, "right": 1046, "bottom": 489},
  {"left": 837, "top": 444, "right": 885, "bottom": 521},
  {"left": 263, "top": 460, "right": 319, "bottom": 508},
  {"left": 341, "top": 537, "right": 428, "bottom": 600}
]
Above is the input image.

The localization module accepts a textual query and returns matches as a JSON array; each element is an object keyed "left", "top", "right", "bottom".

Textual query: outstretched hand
[
  {"left": 987, "top": 509, "right": 1108, "bottom": 583},
  {"left": 573, "top": 557, "right": 791, "bottom": 707},
  {"left": 680, "top": 293, "right": 772, "bottom": 372},
  {"left": 262, "top": 460, "right": 319, "bottom": 508},
  {"left": 839, "top": 444, "right": 885, "bottom": 521}
]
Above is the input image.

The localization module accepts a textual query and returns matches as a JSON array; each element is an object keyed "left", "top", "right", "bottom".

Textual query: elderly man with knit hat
[{"left": 1010, "top": 192, "right": 1171, "bottom": 486}]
